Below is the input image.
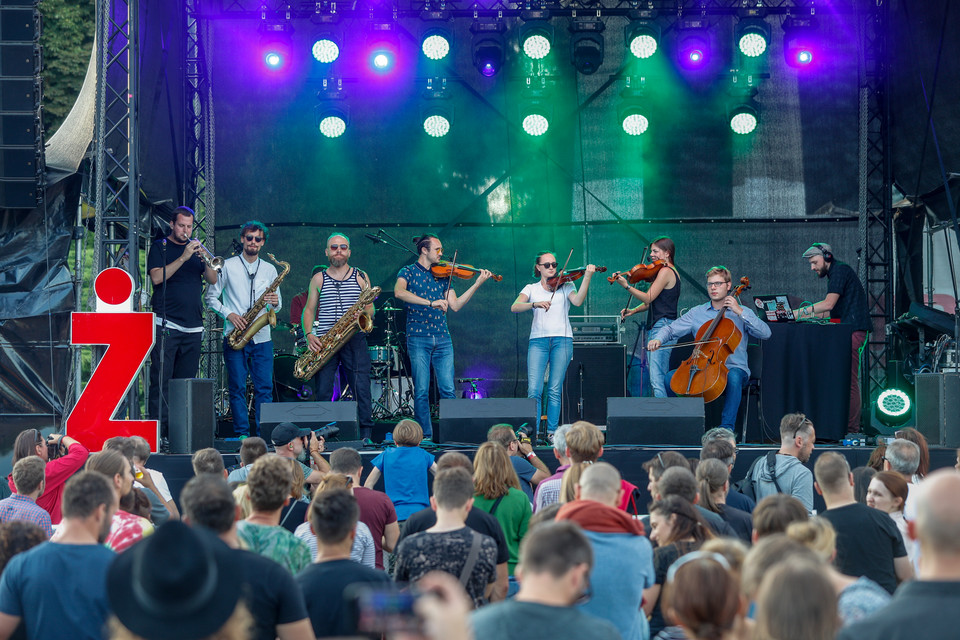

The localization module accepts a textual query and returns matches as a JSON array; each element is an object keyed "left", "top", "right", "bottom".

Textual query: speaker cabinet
[
  {"left": 260, "top": 401, "right": 359, "bottom": 446},
  {"left": 605, "top": 397, "right": 706, "bottom": 446},
  {"left": 562, "top": 344, "right": 626, "bottom": 425},
  {"left": 168, "top": 379, "right": 215, "bottom": 454},
  {"left": 438, "top": 398, "right": 538, "bottom": 444},
  {"left": 915, "top": 373, "right": 960, "bottom": 447}
]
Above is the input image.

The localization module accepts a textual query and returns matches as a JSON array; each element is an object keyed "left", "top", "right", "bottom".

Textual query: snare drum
[{"left": 368, "top": 346, "right": 395, "bottom": 365}]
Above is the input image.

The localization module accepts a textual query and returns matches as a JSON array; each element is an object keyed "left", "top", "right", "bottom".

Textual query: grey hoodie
[{"left": 751, "top": 453, "right": 814, "bottom": 512}]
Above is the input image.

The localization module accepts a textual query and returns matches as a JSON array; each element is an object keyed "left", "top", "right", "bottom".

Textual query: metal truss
[
  {"left": 860, "top": 0, "right": 893, "bottom": 411},
  {"left": 93, "top": 0, "right": 141, "bottom": 416}
]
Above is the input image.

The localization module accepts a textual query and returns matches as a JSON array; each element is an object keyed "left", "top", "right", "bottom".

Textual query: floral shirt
[
  {"left": 236, "top": 520, "right": 312, "bottom": 575},
  {"left": 106, "top": 510, "right": 154, "bottom": 553}
]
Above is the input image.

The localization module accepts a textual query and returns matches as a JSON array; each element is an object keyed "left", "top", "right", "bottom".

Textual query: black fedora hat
[{"left": 107, "top": 521, "right": 243, "bottom": 640}]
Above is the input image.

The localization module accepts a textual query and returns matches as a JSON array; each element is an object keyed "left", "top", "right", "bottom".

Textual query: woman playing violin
[
  {"left": 511, "top": 252, "right": 597, "bottom": 436},
  {"left": 615, "top": 237, "right": 680, "bottom": 398}
]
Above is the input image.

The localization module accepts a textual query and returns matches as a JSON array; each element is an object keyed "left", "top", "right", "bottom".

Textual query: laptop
[{"left": 752, "top": 294, "right": 795, "bottom": 322}]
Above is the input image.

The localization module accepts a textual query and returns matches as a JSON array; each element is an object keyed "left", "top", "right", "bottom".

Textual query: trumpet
[{"left": 191, "top": 239, "right": 224, "bottom": 270}]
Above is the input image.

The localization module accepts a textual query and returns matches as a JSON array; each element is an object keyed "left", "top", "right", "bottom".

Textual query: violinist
[
  {"left": 511, "top": 252, "right": 597, "bottom": 437},
  {"left": 394, "top": 234, "right": 492, "bottom": 440},
  {"left": 615, "top": 237, "right": 680, "bottom": 398},
  {"left": 647, "top": 266, "right": 770, "bottom": 431}
]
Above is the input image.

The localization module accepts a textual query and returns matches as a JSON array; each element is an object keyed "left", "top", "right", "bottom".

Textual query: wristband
[{"left": 525, "top": 451, "right": 536, "bottom": 460}]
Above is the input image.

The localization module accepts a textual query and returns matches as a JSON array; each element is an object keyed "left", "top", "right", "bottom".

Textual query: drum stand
[{"left": 371, "top": 305, "right": 415, "bottom": 420}]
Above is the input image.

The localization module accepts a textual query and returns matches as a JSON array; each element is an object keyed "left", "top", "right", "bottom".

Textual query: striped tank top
[{"left": 314, "top": 268, "right": 364, "bottom": 335}]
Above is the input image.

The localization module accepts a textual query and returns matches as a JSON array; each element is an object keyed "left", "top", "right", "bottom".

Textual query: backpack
[{"left": 735, "top": 451, "right": 782, "bottom": 501}]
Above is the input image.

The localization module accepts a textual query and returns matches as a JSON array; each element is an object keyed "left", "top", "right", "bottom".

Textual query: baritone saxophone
[{"left": 293, "top": 286, "right": 381, "bottom": 379}]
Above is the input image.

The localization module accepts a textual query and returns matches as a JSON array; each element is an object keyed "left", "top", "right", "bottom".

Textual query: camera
[
  {"left": 350, "top": 584, "right": 421, "bottom": 635},
  {"left": 315, "top": 424, "right": 340, "bottom": 441},
  {"left": 47, "top": 439, "right": 66, "bottom": 461},
  {"left": 515, "top": 422, "right": 535, "bottom": 445}
]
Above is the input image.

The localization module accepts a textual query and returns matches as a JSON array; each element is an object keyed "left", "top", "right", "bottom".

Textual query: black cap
[{"left": 271, "top": 422, "right": 310, "bottom": 447}]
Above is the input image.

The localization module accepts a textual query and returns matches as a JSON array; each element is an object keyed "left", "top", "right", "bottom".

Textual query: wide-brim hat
[{"left": 107, "top": 521, "right": 243, "bottom": 640}]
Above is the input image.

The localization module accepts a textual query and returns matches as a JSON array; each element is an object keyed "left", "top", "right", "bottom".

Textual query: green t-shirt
[
  {"left": 236, "top": 521, "right": 312, "bottom": 575},
  {"left": 472, "top": 488, "right": 531, "bottom": 576}
]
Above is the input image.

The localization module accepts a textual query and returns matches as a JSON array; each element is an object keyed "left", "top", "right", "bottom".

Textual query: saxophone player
[
  {"left": 205, "top": 221, "right": 282, "bottom": 439},
  {"left": 302, "top": 233, "right": 376, "bottom": 440}
]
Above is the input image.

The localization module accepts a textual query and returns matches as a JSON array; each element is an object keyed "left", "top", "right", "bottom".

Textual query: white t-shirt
[{"left": 520, "top": 281, "right": 575, "bottom": 339}]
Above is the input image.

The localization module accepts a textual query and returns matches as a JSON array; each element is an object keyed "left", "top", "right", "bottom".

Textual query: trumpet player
[
  {"left": 205, "top": 221, "right": 282, "bottom": 439},
  {"left": 147, "top": 206, "right": 218, "bottom": 448},
  {"left": 301, "top": 233, "right": 376, "bottom": 441}
]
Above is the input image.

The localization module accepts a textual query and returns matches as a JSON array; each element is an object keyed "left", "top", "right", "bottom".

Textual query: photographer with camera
[
  {"left": 271, "top": 422, "right": 330, "bottom": 490},
  {"left": 486, "top": 424, "right": 550, "bottom": 503},
  {"left": 7, "top": 429, "right": 89, "bottom": 525}
]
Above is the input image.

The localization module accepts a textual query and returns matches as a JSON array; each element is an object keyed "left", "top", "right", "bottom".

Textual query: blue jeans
[
  {"left": 223, "top": 338, "right": 274, "bottom": 437},
  {"left": 407, "top": 334, "right": 455, "bottom": 438},
  {"left": 667, "top": 365, "right": 748, "bottom": 431},
  {"left": 648, "top": 317, "right": 676, "bottom": 398},
  {"left": 527, "top": 336, "right": 573, "bottom": 433}
]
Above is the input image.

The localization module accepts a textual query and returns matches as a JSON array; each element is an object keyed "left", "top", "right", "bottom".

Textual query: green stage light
[
  {"left": 736, "top": 18, "right": 771, "bottom": 58},
  {"left": 729, "top": 102, "right": 759, "bottom": 135},
  {"left": 422, "top": 28, "right": 452, "bottom": 61},
  {"left": 626, "top": 21, "right": 660, "bottom": 59},
  {"left": 522, "top": 112, "right": 549, "bottom": 136},
  {"left": 877, "top": 389, "right": 911, "bottom": 423},
  {"left": 520, "top": 20, "right": 553, "bottom": 60}
]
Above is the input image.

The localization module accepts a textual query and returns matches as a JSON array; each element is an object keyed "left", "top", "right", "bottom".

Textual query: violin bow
[
  {"left": 550, "top": 248, "right": 575, "bottom": 304},
  {"left": 441, "top": 249, "right": 458, "bottom": 315},
  {"left": 620, "top": 246, "right": 649, "bottom": 324}
]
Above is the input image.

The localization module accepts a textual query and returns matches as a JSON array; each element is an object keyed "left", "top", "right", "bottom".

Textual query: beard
[
  {"left": 328, "top": 255, "right": 347, "bottom": 268},
  {"left": 244, "top": 244, "right": 261, "bottom": 258}
]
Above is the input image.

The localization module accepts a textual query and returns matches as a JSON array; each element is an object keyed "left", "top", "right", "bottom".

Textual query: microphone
[{"left": 365, "top": 233, "right": 382, "bottom": 244}]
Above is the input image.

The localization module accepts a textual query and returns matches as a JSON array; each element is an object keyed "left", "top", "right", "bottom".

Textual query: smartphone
[{"left": 350, "top": 583, "right": 421, "bottom": 635}]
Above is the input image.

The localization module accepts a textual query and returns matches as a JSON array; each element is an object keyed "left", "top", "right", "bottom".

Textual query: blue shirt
[
  {"left": 371, "top": 446, "right": 435, "bottom": 520},
  {"left": 0, "top": 494, "right": 53, "bottom": 538},
  {"left": 510, "top": 456, "right": 536, "bottom": 503},
  {"left": 651, "top": 302, "right": 771, "bottom": 376},
  {"left": 397, "top": 263, "right": 449, "bottom": 338}
]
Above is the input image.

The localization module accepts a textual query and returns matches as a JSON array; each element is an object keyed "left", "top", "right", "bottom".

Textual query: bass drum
[{"left": 273, "top": 355, "right": 314, "bottom": 402}]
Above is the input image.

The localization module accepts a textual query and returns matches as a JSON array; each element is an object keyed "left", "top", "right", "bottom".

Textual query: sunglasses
[
  {"left": 244, "top": 235, "right": 264, "bottom": 243},
  {"left": 539, "top": 262, "right": 559, "bottom": 269},
  {"left": 329, "top": 244, "right": 349, "bottom": 251}
]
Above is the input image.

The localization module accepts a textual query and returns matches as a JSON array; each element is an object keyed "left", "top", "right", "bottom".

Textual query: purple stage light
[{"left": 677, "top": 35, "right": 709, "bottom": 70}]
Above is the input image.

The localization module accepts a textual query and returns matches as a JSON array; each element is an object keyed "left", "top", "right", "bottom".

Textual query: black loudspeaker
[
  {"left": 562, "top": 344, "right": 626, "bottom": 425},
  {"left": 168, "top": 379, "right": 215, "bottom": 454},
  {"left": 260, "top": 401, "right": 359, "bottom": 446},
  {"left": 438, "top": 398, "right": 538, "bottom": 444},
  {"left": 605, "top": 397, "right": 705, "bottom": 446},
  {"left": 915, "top": 373, "right": 960, "bottom": 447}
]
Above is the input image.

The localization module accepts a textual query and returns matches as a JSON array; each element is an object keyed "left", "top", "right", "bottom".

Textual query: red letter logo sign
[{"left": 67, "top": 268, "right": 158, "bottom": 451}]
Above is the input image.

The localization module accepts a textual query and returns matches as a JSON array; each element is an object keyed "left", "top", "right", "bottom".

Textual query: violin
[
  {"left": 608, "top": 259, "right": 668, "bottom": 285},
  {"left": 546, "top": 266, "right": 607, "bottom": 289},
  {"left": 430, "top": 261, "right": 503, "bottom": 282},
  {"left": 669, "top": 277, "right": 751, "bottom": 403}
]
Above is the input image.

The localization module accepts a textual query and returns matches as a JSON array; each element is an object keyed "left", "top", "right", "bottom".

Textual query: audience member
[
  {"left": 0, "top": 471, "right": 117, "bottom": 640},
  {"left": 555, "top": 462, "right": 653, "bottom": 640},
  {"left": 644, "top": 496, "right": 713, "bottom": 637},
  {"left": 651, "top": 466, "right": 738, "bottom": 538},
  {"left": 839, "top": 470, "right": 960, "bottom": 639},
  {"left": 700, "top": 432, "right": 755, "bottom": 513},
  {"left": 86, "top": 450, "right": 153, "bottom": 552},
  {"left": 179, "top": 474, "right": 313, "bottom": 640},
  {"left": 487, "top": 424, "right": 550, "bottom": 502},
  {"left": 852, "top": 465, "right": 876, "bottom": 504},
  {"left": 529, "top": 502, "right": 562, "bottom": 529},
  {"left": 470, "top": 521, "right": 621, "bottom": 640},
  {"left": 8, "top": 428, "right": 89, "bottom": 524},
  {"left": 293, "top": 473, "right": 376, "bottom": 567},
  {"left": 751, "top": 494, "right": 807, "bottom": 541},
  {"left": 272, "top": 422, "right": 330, "bottom": 487},
  {"left": 747, "top": 413, "right": 815, "bottom": 512},
  {"left": 398, "top": 451, "right": 509, "bottom": 601},
  {"left": 785, "top": 517, "right": 890, "bottom": 626},
  {"left": 866, "top": 470, "right": 911, "bottom": 563},
  {"left": 227, "top": 436, "right": 268, "bottom": 483},
  {"left": 642, "top": 450, "right": 689, "bottom": 500},
  {"left": 278, "top": 459, "right": 310, "bottom": 533},
  {"left": 128, "top": 435, "right": 179, "bottom": 520},
  {"left": 867, "top": 443, "right": 887, "bottom": 472},
  {"left": 103, "top": 437, "right": 170, "bottom": 526},
  {"left": 696, "top": 458, "right": 752, "bottom": 543},
  {"left": 815, "top": 451, "right": 912, "bottom": 593},
  {"left": 741, "top": 535, "right": 819, "bottom": 606},
  {"left": 894, "top": 427, "right": 929, "bottom": 480},
  {"left": 329, "top": 447, "right": 399, "bottom": 570},
  {"left": 106, "top": 521, "right": 252, "bottom": 640},
  {"left": 0, "top": 522, "right": 46, "bottom": 573},
  {"left": 0, "top": 457, "right": 52, "bottom": 538},
  {"left": 363, "top": 419, "right": 436, "bottom": 520},
  {"left": 236, "top": 454, "right": 312, "bottom": 574},
  {"left": 661, "top": 551, "right": 747, "bottom": 640},
  {"left": 191, "top": 447, "right": 226, "bottom": 477},
  {"left": 395, "top": 467, "right": 498, "bottom": 608},
  {"left": 532, "top": 424, "right": 572, "bottom": 511},
  {"left": 296, "top": 490, "right": 391, "bottom": 638},
  {"left": 754, "top": 558, "right": 839, "bottom": 640},
  {"left": 559, "top": 421, "right": 639, "bottom": 511},
  {"left": 472, "top": 441, "right": 531, "bottom": 595},
  {"left": 700, "top": 537, "right": 748, "bottom": 577}
]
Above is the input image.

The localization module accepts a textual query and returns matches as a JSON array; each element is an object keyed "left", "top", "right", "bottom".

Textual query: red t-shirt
[
  {"left": 7, "top": 441, "right": 89, "bottom": 524},
  {"left": 354, "top": 486, "right": 397, "bottom": 570}
]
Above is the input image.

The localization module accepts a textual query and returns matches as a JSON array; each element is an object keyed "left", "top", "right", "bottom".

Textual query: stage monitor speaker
[
  {"left": 605, "top": 397, "right": 705, "bottom": 446},
  {"left": 915, "top": 373, "right": 960, "bottom": 447},
  {"left": 562, "top": 344, "right": 626, "bottom": 425},
  {"left": 168, "top": 379, "right": 215, "bottom": 454},
  {"left": 260, "top": 401, "right": 359, "bottom": 446},
  {"left": 438, "top": 398, "right": 538, "bottom": 444}
]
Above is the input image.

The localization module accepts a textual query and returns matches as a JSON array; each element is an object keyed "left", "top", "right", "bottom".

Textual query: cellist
[
  {"left": 647, "top": 266, "right": 771, "bottom": 431},
  {"left": 615, "top": 236, "right": 680, "bottom": 398}
]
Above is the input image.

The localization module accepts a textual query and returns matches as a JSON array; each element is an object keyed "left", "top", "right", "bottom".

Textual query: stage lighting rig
[
  {"left": 676, "top": 17, "right": 711, "bottom": 70},
  {"left": 783, "top": 12, "right": 819, "bottom": 68},
  {"left": 259, "top": 20, "right": 293, "bottom": 70},
  {"left": 569, "top": 18, "right": 605, "bottom": 75},
  {"left": 367, "top": 22, "right": 399, "bottom": 73},
  {"left": 625, "top": 17, "right": 660, "bottom": 60},
  {"left": 619, "top": 77, "right": 649, "bottom": 136},
  {"left": 420, "top": 77, "right": 453, "bottom": 138},
  {"left": 735, "top": 16, "right": 771, "bottom": 58},
  {"left": 470, "top": 19, "right": 506, "bottom": 77},
  {"left": 875, "top": 388, "right": 913, "bottom": 427},
  {"left": 520, "top": 77, "right": 552, "bottom": 137},
  {"left": 520, "top": 11, "right": 554, "bottom": 61},
  {"left": 316, "top": 78, "right": 348, "bottom": 138},
  {"left": 311, "top": 32, "right": 341, "bottom": 64}
]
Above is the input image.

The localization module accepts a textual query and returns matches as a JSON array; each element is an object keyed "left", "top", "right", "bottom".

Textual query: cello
[{"left": 669, "top": 277, "right": 751, "bottom": 403}]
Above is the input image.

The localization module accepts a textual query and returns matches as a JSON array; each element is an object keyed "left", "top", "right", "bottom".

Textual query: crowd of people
[{"left": 0, "top": 418, "right": 956, "bottom": 640}]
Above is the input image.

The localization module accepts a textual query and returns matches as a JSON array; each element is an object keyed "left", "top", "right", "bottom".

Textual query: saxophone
[
  {"left": 227, "top": 253, "right": 291, "bottom": 350},
  {"left": 294, "top": 286, "right": 381, "bottom": 379}
]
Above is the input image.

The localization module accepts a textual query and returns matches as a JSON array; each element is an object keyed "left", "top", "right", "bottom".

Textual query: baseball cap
[
  {"left": 271, "top": 421, "right": 310, "bottom": 447},
  {"left": 802, "top": 242, "right": 832, "bottom": 259}
]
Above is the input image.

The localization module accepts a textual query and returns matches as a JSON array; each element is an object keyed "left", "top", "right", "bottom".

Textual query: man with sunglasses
[
  {"left": 648, "top": 265, "right": 771, "bottom": 431},
  {"left": 147, "top": 206, "right": 219, "bottom": 446},
  {"left": 748, "top": 412, "right": 816, "bottom": 512},
  {"left": 301, "top": 234, "right": 376, "bottom": 440},
  {"left": 205, "top": 221, "right": 282, "bottom": 439}
]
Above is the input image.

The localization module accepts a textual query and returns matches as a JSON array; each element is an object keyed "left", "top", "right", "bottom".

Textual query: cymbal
[{"left": 380, "top": 306, "right": 402, "bottom": 312}]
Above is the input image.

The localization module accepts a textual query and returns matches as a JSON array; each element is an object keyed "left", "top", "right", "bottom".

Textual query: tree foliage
[{"left": 40, "top": 0, "right": 95, "bottom": 135}]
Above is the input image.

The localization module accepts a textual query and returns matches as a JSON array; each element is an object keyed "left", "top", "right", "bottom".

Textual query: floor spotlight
[
  {"left": 471, "top": 20, "right": 506, "bottom": 77},
  {"left": 625, "top": 20, "right": 660, "bottom": 59},
  {"left": 676, "top": 18, "right": 711, "bottom": 70},
  {"left": 520, "top": 15, "right": 554, "bottom": 60},
  {"left": 783, "top": 14, "right": 819, "bottom": 68},
  {"left": 876, "top": 389, "right": 913, "bottom": 427},
  {"left": 735, "top": 17, "right": 771, "bottom": 58},
  {"left": 569, "top": 18, "right": 605, "bottom": 75},
  {"left": 421, "top": 27, "right": 452, "bottom": 61}
]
